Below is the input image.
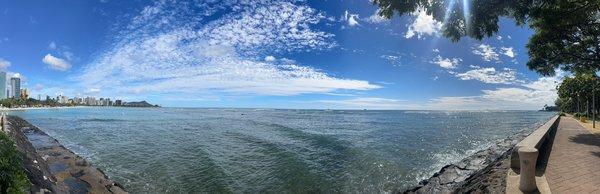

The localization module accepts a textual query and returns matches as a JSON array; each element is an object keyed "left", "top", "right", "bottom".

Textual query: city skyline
[
  {"left": 0, "top": 1, "right": 561, "bottom": 109},
  {"left": 0, "top": 70, "right": 126, "bottom": 106}
]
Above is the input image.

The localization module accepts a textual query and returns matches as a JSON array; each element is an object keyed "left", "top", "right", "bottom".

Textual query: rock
[
  {"left": 71, "top": 169, "right": 86, "bottom": 178},
  {"left": 402, "top": 128, "right": 534, "bottom": 193},
  {"left": 75, "top": 159, "right": 88, "bottom": 166}
]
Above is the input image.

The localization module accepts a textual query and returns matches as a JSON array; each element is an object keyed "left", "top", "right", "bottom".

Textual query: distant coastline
[
  {"left": 0, "top": 105, "right": 160, "bottom": 111},
  {"left": 0, "top": 99, "right": 159, "bottom": 109}
]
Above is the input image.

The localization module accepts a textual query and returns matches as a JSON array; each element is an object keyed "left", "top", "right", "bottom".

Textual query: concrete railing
[{"left": 510, "top": 115, "right": 560, "bottom": 192}]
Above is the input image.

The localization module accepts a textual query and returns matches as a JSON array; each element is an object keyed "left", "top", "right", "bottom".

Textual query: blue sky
[{"left": 0, "top": 0, "right": 563, "bottom": 109}]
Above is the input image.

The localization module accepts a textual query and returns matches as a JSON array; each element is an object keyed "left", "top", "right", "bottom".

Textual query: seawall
[
  {"left": 402, "top": 116, "right": 554, "bottom": 193},
  {"left": 3, "top": 115, "right": 127, "bottom": 194}
]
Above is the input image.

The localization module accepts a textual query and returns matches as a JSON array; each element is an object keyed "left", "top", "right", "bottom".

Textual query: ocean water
[{"left": 8, "top": 108, "right": 555, "bottom": 193}]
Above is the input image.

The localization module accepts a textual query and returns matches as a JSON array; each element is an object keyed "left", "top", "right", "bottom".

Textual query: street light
[{"left": 594, "top": 71, "right": 600, "bottom": 128}]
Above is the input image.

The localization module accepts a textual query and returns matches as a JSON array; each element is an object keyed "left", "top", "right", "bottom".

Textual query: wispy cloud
[
  {"left": 318, "top": 97, "right": 412, "bottom": 110},
  {"left": 427, "top": 71, "right": 563, "bottom": 110},
  {"left": 0, "top": 58, "right": 11, "bottom": 69},
  {"left": 454, "top": 65, "right": 520, "bottom": 84},
  {"left": 201, "top": 1, "right": 336, "bottom": 55},
  {"left": 380, "top": 55, "right": 401, "bottom": 66},
  {"left": 48, "top": 41, "right": 57, "bottom": 49},
  {"left": 78, "top": 1, "right": 379, "bottom": 97},
  {"left": 472, "top": 44, "right": 499, "bottom": 62},
  {"left": 365, "top": 10, "right": 388, "bottom": 24}
]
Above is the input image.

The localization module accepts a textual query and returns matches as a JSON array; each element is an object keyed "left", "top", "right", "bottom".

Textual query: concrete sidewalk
[{"left": 544, "top": 117, "right": 600, "bottom": 193}]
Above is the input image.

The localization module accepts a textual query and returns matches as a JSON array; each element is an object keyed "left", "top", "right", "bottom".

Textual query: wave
[{"left": 78, "top": 118, "right": 126, "bottom": 122}]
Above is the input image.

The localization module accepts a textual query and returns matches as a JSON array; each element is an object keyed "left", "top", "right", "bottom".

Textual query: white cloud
[
  {"left": 78, "top": 1, "right": 380, "bottom": 97},
  {"left": 318, "top": 97, "right": 412, "bottom": 110},
  {"left": 472, "top": 44, "right": 499, "bottom": 61},
  {"left": 264, "top": 55, "right": 276, "bottom": 62},
  {"left": 496, "top": 36, "right": 502, "bottom": 40},
  {"left": 405, "top": 9, "right": 442, "bottom": 39},
  {"left": 427, "top": 71, "right": 563, "bottom": 110},
  {"left": 42, "top": 54, "right": 71, "bottom": 71},
  {"left": 62, "top": 51, "right": 75, "bottom": 61},
  {"left": 47, "top": 42, "right": 76, "bottom": 61},
  {"left": 200, "top": 1, "right": 336, "bottom": 54},
  {"left": 0, "top": 58, "right": 11, "bottom": 69},
  {"left": 455, "top": 65, "right": 520, "bottom": 84},
  {"left": 432, "top": 55, "right": 461, "bottom": 69},
  {"left": 427, "top": 96, "right": 487, "bottom": 110},
  {"left": 343, "top": 10, "right": 360, "bottom": 27},
  {"left": 501, "top": 47, "right": 515, "bottom": 58},
  {"left": 365, "top": 10, "right": 388, "bottom": 24},
  {"left": 427, "top": 89, "right": 555, "bottom": 110},
  {"left": 381, "top": 55, "right": 401, "bottom": 66}
]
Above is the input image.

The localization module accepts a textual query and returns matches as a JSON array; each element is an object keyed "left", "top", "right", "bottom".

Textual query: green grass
[{"left": 0, "top": 132, "right": 30, "bottom": 194}]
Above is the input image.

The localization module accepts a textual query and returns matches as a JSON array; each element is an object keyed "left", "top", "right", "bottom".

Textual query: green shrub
[
  {"left": 559, "top": 112, "right": 566, "bottom": 116},
  {"left": 0, "top": 132, "right": 29, "bottom": 194}
]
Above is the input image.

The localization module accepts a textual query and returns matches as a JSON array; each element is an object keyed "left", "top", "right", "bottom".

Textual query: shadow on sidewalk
[{"left": 569, "top": 133, "right": 600, "bottom": 147}]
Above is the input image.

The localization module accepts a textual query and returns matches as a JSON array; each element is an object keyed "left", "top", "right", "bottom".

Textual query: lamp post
[{"left": 595, "top": 72, "right": 600, "bottom": 128}]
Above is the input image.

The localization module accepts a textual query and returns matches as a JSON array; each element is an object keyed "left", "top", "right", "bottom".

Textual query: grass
[{"left": 0, "top": 132, "right": 30, "bottom": 194}]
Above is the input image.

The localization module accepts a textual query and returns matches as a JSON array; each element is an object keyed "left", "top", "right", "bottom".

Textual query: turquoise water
[{"left": 8, "top": 108, "right": 555, "bottom": 193}]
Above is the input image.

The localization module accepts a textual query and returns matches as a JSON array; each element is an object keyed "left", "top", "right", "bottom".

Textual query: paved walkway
[{"left": 544, "top": 117, "right": 600, "bottom": 193}]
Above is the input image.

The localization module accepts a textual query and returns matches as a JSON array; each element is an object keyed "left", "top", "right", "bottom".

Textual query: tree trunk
[
  {"left": 578, "top": 96, "right": 581, "bottom": 113},
  {"left": 1, "top": 183, "right": 8, "bottom": 194}
]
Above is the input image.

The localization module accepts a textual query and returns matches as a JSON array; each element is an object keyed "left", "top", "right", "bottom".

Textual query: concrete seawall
[
  {"left": 402, "top": 115, "right": 557, "bottom": 193},
  {"left": 3, "top": 115, "right": 127, "bottom": 194}
]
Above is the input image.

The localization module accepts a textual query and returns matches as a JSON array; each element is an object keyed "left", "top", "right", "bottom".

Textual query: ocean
[{"left": 8, "top": 107, "right": 555, "bottom": 193}]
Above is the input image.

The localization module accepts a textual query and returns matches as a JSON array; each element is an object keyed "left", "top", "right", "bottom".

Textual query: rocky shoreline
[
  {"left": 402, "top": 128, "right": 533, "bottom": 193},
  {"left": 4, "top": 115, "right": 127, "bottom": 194}
]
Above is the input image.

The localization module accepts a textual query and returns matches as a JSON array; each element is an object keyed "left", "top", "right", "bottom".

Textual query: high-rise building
[
  {"left": 0, "top": 72, "right": 6, "bottom": 100},
  {"left": 10, "top": 77, "right": 20, "bottom": 99}
]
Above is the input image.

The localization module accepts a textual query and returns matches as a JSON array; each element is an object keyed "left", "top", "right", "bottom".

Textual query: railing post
[
  {"left": 518, "top": 147, "right": 539, "bottom": 192},
  {"left": 510, "top": 145, "right": 522, "bottom": 170}
]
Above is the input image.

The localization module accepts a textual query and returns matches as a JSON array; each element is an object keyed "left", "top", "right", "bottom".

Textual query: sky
[{"left": 0, "top": 0, "right": 564, "bottom": 109}]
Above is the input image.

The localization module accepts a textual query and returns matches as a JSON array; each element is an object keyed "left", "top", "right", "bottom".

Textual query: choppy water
[{"left": 8, "top": 108, "right": 555, "bottom": 193}]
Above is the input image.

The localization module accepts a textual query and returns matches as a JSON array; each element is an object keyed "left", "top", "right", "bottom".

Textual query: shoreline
[
  {"left": 0, "top": 105, "right": 159, "bottom": 111},
  {"left": 0, "top": 106, "right": 81, "bottom": 111},
  {"left": 401, "top": 118, "right": 551, "bottom": 193},
  {"left": 4, "top": 115, "right": 127, "bottom": 193}
]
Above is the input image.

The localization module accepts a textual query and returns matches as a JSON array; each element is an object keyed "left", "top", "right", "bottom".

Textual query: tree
[
  {"left": 372, "top": 0, "right": 600, "bottom": 75},
  {"left": 556, "top": 73, "right": 600, "bottom": 114}
]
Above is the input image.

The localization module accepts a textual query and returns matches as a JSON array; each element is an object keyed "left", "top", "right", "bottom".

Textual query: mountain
[{"left": 122, "top": 101, "right": 159, "bottom": 107}]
